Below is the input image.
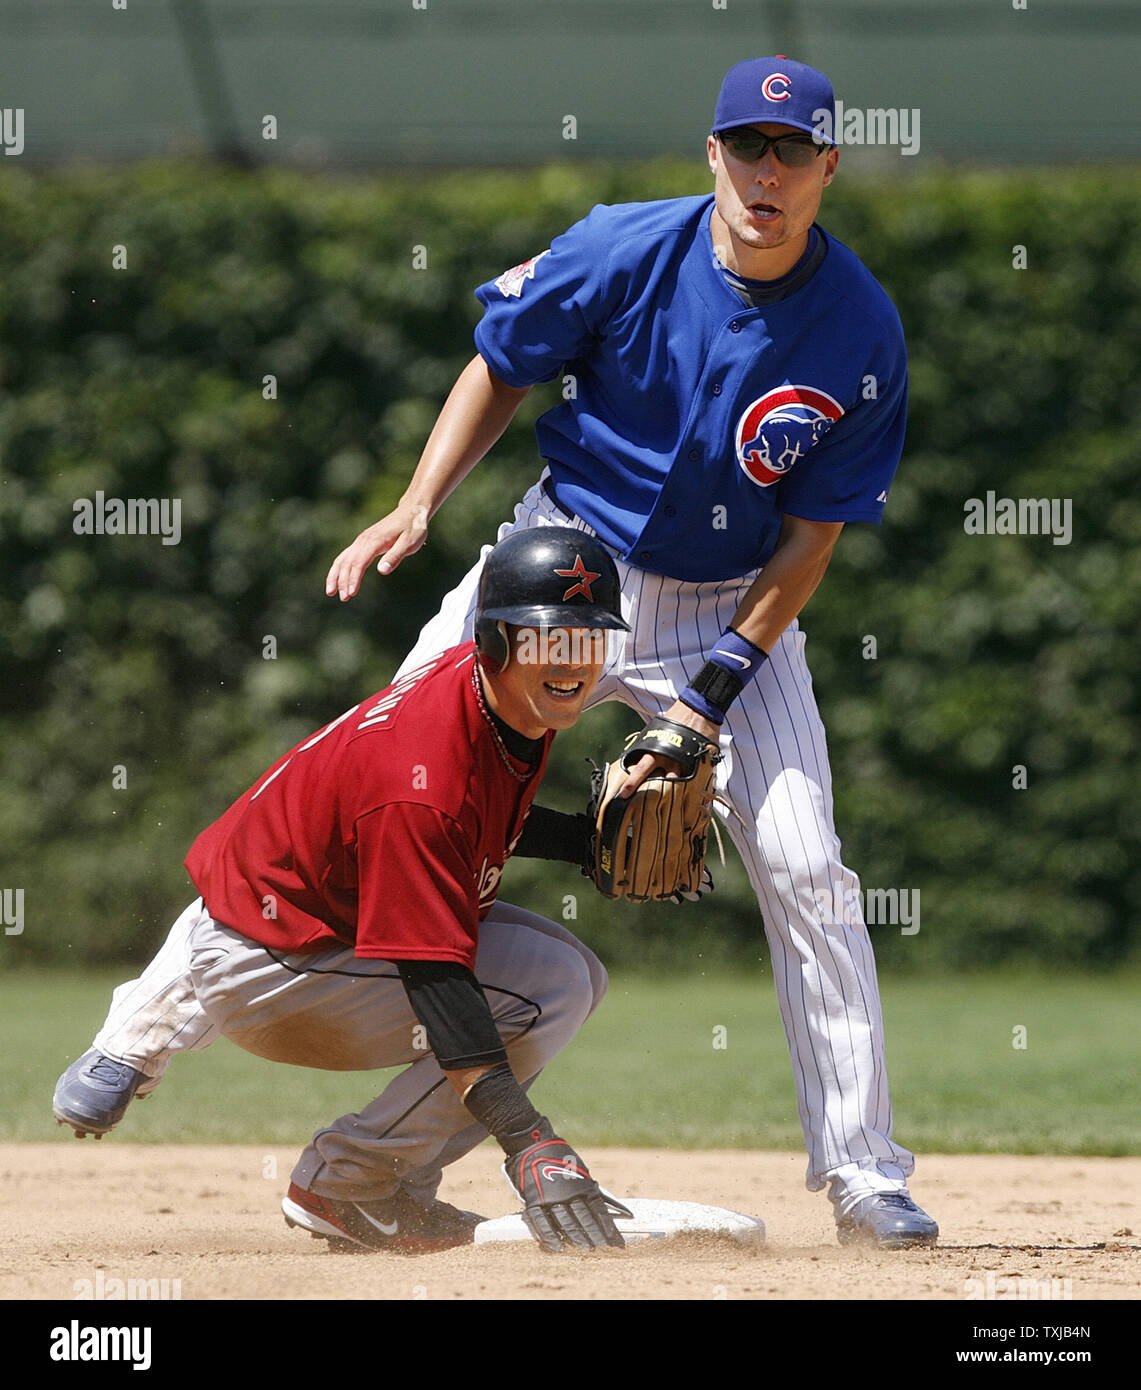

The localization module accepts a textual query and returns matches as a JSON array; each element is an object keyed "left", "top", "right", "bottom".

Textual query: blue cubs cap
[{"left": 712, "top": 56, "right": 836, "bottom": 144}]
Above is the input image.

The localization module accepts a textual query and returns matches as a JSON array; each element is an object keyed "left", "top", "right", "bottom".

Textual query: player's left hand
[
  {"left": 504, "top": 1123, "right": 630, "bottom": 1252},
  {"left": 619, "top": 699, "right": 720, "bottom": 798}
]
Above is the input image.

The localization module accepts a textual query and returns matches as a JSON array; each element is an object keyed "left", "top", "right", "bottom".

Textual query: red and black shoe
[{"left": 282, "top": 1182, "right": 485, "bottom": 1254}]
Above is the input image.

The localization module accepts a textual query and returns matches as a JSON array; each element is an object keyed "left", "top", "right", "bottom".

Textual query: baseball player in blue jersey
[{"left": 54, "top": 57, "right": 936, "bottom": 1248}]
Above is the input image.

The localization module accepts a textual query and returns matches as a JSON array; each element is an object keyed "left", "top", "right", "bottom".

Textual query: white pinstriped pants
[
  {"left": 394, "top": 478, "right": 916, "bottom": 1204},
  {"left": 94, "top": 477, "right": 915, "bottom": 1205}
]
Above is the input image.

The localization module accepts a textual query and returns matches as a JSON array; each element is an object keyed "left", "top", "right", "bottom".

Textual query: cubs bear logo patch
[{"left": 735, "top": 385, "right": 845, "bottom": 487}]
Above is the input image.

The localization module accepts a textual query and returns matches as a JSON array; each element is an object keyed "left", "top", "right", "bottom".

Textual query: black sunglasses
[{"left": 716, "top": 128, "right": 827, "bottom": 167}]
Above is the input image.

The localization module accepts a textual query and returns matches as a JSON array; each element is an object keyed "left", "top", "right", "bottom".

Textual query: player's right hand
[
  {"left": 504, "top": 1122, "right": 629, "bottom": 1252},
  {"left": 325, "top": 501, "right": 430, "bottom": 601}
]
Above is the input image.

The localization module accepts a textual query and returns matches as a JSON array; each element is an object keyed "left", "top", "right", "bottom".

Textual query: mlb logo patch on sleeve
[{"left": 494, "top": 249, "right": 551, "bottom": 298}]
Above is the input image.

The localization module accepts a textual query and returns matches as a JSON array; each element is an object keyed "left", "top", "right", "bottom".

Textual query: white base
[{"left": 474, "top": 1197, "right": 765, "bottom": 1246}]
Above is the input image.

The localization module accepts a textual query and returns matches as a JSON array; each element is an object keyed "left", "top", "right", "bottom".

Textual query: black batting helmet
[{"left": 475, "top": 527, "right": 629, "bottom": 673}]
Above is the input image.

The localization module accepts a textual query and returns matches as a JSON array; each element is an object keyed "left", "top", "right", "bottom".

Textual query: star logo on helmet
[{"left": 554, "top": 555, "right": 600, "bottom": 602}]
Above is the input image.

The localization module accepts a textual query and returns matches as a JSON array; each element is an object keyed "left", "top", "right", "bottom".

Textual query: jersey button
[
  {"left": 639, "top": 550, "right": 651, "bottom": 561},
  {"left": 711, "top": 383, "right": 722, "bottom": 396},
  {"left": 687, "top": 448, "right": 700, "bottom": 461},
  {"left": 664, "top": 505, "right": 677, "bottom": 517},
  {"left": 729, "top": 321, "right": 742, "bottom": 333}
]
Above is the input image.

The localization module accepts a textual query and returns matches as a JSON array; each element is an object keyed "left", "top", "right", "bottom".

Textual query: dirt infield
[{"left": 2, "top": 1144, "right": 1137, "bottom": 1301}]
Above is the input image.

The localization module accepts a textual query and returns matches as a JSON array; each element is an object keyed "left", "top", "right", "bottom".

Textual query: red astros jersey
[{"left": 184, "top": 643, "right": 552, "bottom": 970}]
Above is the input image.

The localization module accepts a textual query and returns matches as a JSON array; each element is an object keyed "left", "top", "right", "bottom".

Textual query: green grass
[{"left": 3, "top": 967, "right": 1138, "bottom": 1153}]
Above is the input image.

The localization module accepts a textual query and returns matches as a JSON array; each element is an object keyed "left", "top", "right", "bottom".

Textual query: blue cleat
[
  {"left": 52, "top": 1049, "right": 150, "bottom": 1139},
  {"left": 834, "top": 1191, "right": 939, "bottom": 1249}
]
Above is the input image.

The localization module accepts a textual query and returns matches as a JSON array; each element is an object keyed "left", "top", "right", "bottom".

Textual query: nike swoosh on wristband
[{"left": 714, "top": 649, "right": 752, "bottom": 669}]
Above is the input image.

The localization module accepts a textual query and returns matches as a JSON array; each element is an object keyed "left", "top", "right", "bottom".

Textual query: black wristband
[
  {"left": 463, "top": 1061, "right": 546, "bottom": 1153},
  {"left": 680, "top": 628, "right": 769, "bottom": 724},
  {"left": 688, "top": 659, "right": 745, "bottom": 712}
]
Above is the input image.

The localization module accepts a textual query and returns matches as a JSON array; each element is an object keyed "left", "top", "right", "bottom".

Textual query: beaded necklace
[{"left": 470, "top": 663, "right": 534, "bottom": 783}]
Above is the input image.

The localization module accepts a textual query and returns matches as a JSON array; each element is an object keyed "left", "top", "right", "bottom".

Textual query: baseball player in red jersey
[{"left": 54, "top": 529, "right": 633, "bottom": 1253}]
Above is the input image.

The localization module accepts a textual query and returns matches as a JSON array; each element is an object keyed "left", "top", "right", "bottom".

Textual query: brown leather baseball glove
[{"left": 588, "top": 717, "right": 721, "bottom": 903}]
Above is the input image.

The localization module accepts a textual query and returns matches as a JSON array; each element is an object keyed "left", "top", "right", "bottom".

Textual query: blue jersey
[{"left": 474, "top": 195, "right": 907, "bottom": 583}]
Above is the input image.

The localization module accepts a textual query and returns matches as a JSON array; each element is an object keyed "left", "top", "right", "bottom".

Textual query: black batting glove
[{"left": 502, "top": 1119, "right": 630, "bottom": 1252}]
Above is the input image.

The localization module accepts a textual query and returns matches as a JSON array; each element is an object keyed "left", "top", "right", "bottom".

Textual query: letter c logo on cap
[{"left": 762, "top": 73, "right": 791, "bottom": 102}]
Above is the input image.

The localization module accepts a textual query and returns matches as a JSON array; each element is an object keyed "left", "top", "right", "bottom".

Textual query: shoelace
[
  {"left": 872, "top": 1193, "right": 917, "bottom": 1210},
  {"left": 85, "top": 1055, "right": 136, "bottom": 1085}
]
